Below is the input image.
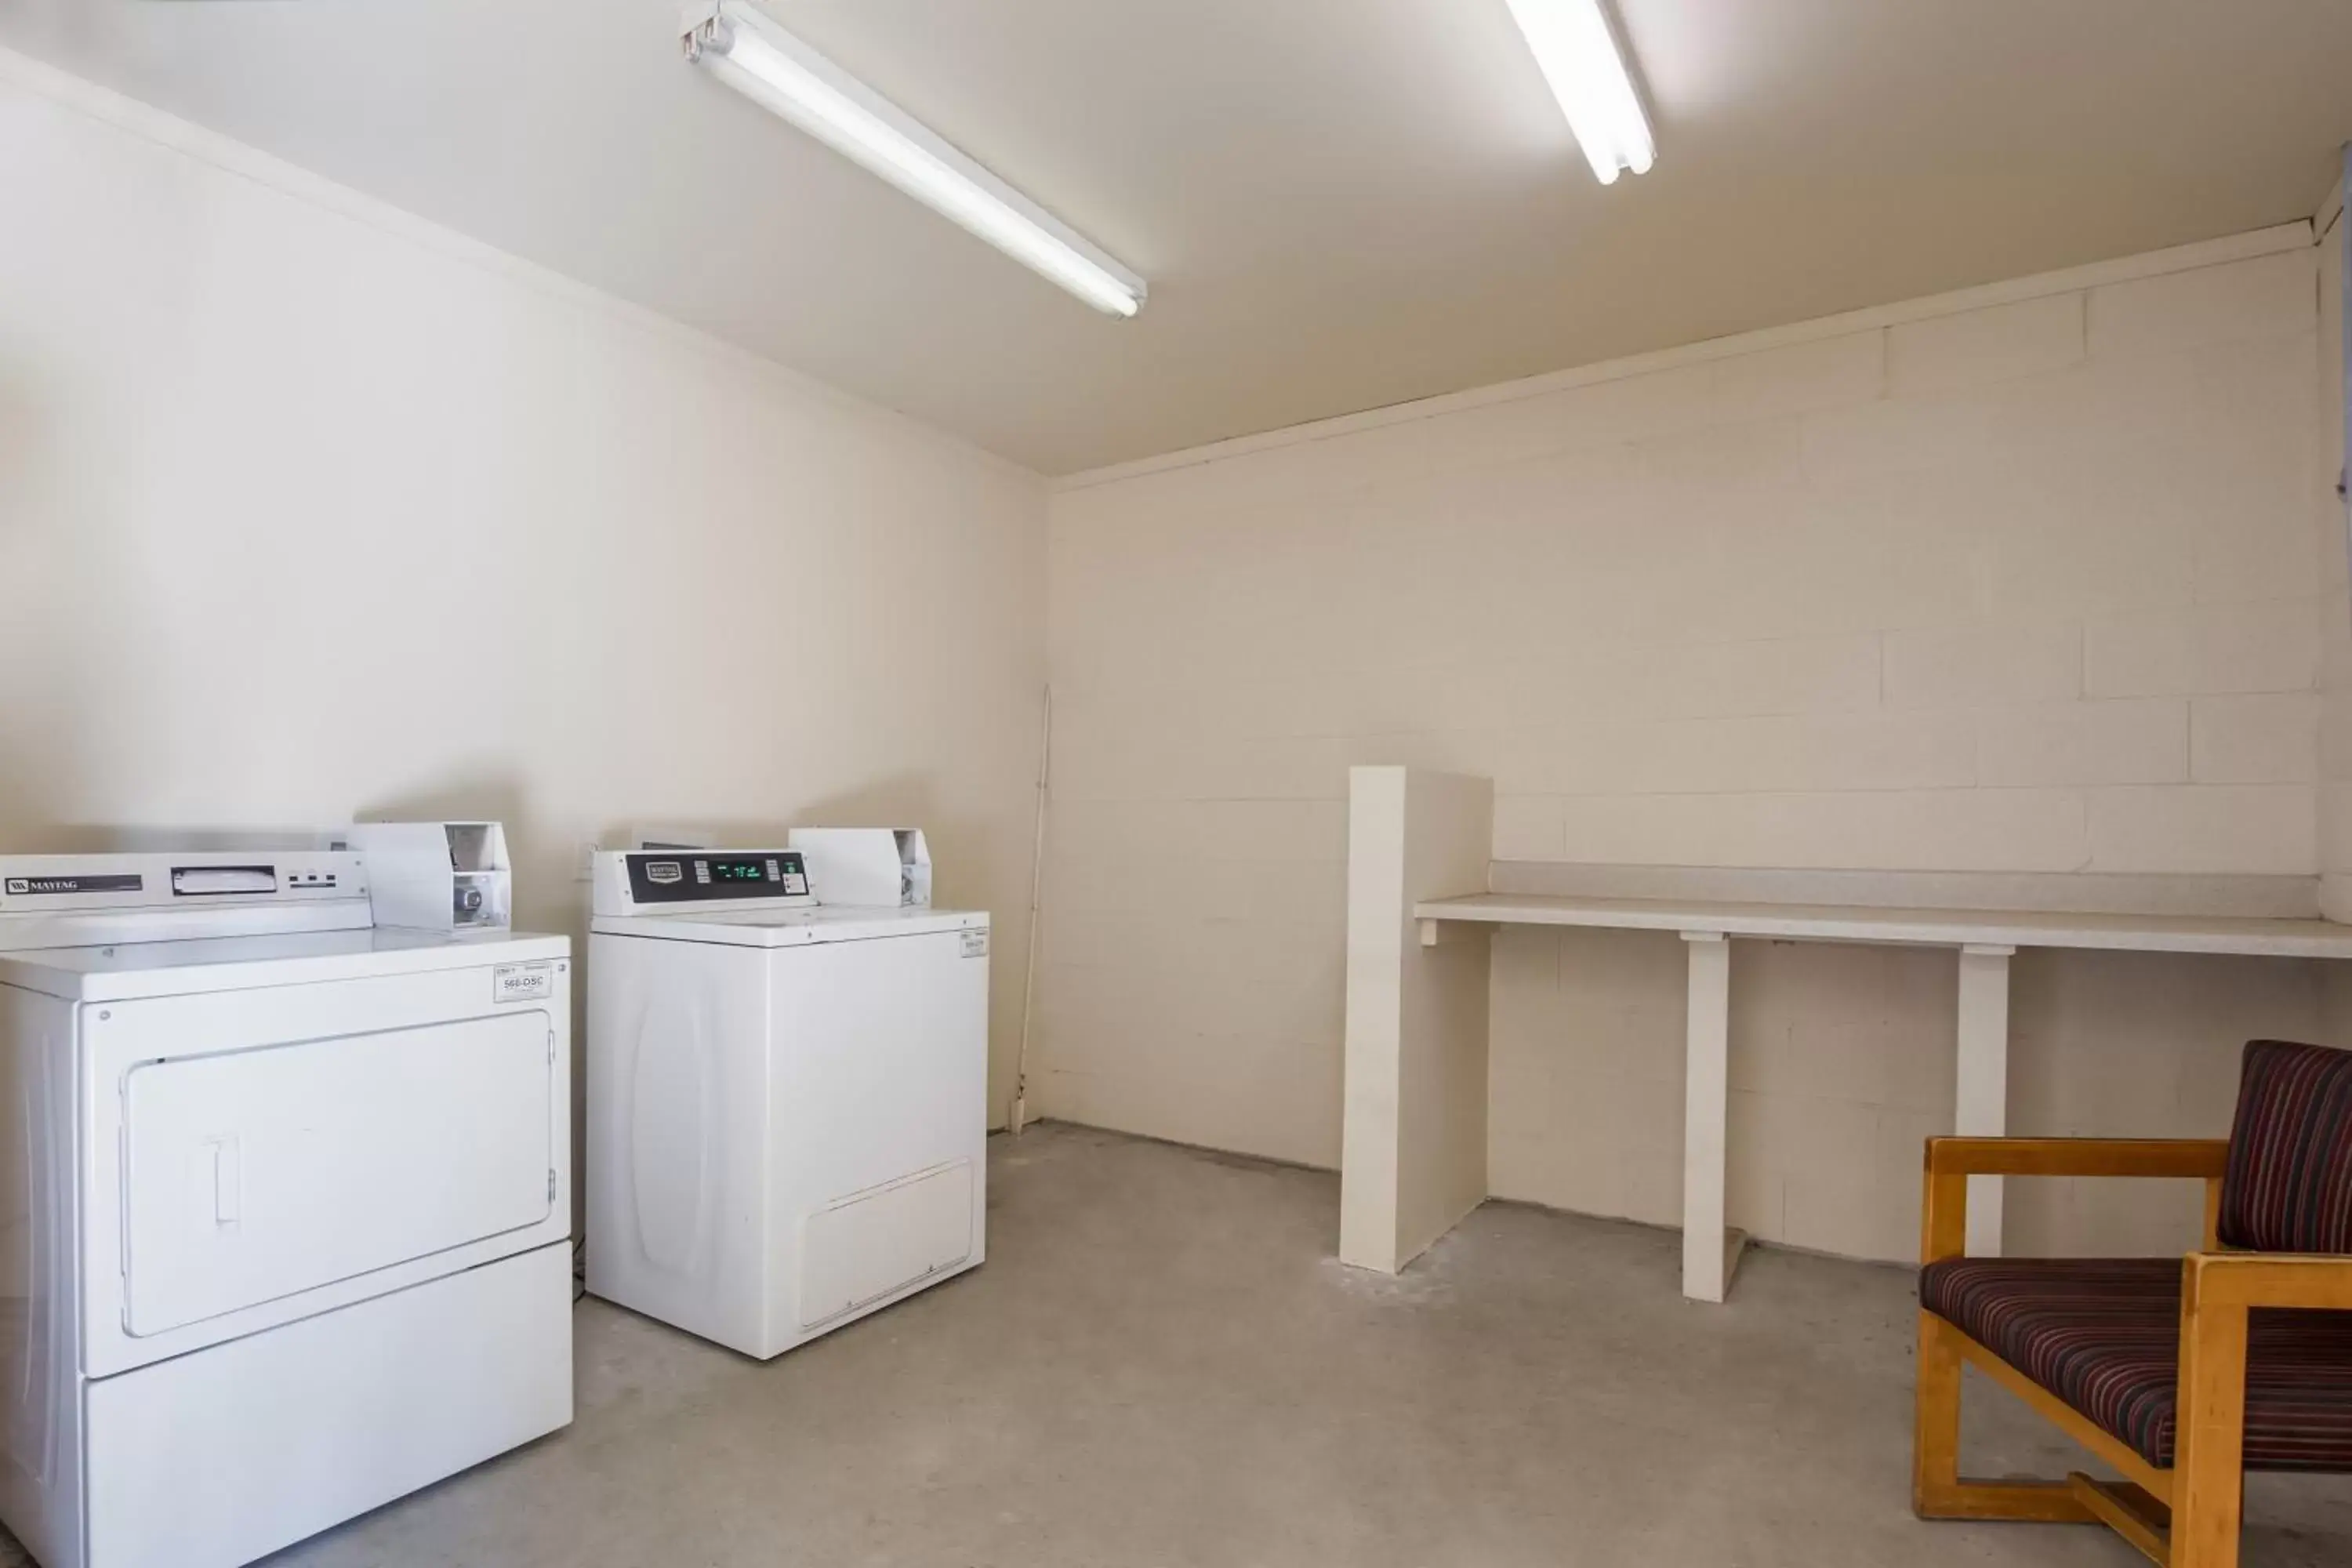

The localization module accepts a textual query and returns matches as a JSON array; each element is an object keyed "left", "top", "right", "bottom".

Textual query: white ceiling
[{"left": 9, "top": 1, "right": 2352, "bottom": 475}]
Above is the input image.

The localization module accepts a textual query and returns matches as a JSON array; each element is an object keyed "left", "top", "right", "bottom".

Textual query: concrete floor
[{"left": 16, "top": 1122, "right": 2352, "bottom": 1566}]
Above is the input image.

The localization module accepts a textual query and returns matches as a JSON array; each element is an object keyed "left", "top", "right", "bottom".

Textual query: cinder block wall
[{"left": 1042, "top": 231, "right": 2339, "bottom": 1264}]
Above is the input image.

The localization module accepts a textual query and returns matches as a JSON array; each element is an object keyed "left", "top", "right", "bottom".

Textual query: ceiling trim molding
[
  {"left": 1055, "top": 220, "right": 2314, "bottom": 493},
  {"left": 0, "top": 43, "right": 1045, "bottom": 485}
]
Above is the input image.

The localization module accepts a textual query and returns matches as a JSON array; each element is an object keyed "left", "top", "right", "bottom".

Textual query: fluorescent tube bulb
[
  {"left": 1503, "top": 0, "right": 1654, "bottom": 185},
  {"left": 683, "top": 1, "right": 1147, "bottom": 318}
]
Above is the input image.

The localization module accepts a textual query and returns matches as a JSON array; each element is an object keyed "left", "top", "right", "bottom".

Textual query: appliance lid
[
  {"left": 590, "top": 906, "right": 985, "bottom": 948},
  {"left": 0, "top": 926, "right": 570, "bottom": 1002}
]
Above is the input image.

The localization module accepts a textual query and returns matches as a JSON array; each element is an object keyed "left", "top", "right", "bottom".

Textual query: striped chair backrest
[{"left": 2219, "top": 1039, "right": 2352, "bottom": 1254}]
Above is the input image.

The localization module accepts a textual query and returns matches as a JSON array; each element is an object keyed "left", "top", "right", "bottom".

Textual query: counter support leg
[
  {"left": 1682, "top": 931, "right": 1742, "bottom": 1302},
  {"left": 1955, "top": 944, "right": 2015, "bottom": 1258}
]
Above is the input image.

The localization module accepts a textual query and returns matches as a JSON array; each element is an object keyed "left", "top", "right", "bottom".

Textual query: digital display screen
[{"left": 624, "top": 850, "right": 807, "bottom": 904}]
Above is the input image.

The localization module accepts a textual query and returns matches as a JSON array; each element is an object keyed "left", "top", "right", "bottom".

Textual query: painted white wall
[
  {"left": 1044, "top": 230, "right": 2336, "bottom": 1263},
  {"left": 2316, "top": 187, "right": 2352, "bottom": 1044},
  {"left": 2321, "top": 196, "right": 2352, "bottom": 926},
  {"left": 0, "top": 60, "right": 1050, "bottom": 1134}
]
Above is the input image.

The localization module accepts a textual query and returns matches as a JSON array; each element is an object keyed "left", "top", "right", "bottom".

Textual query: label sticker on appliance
[
  {"left": 960, "top": 930, "right": 989, "bottom": 959},
  {"left": 493, "top": 962, "right": 555, "bottom": 1004},
  {"left": 4, "top": 873, "right": 143, "bottom": 896}
]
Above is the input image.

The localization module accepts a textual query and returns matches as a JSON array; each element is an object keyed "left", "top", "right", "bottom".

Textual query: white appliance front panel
[
  {"left": 767, "top": 927, "right": 988, "bottom": 1349},
  {"left": 82, "top": 962, "right": 571, "bottom": 1377},
  {"left": 86, "top": 1242, "right": 572, "bottom": 1568},
  {"left": 121, "top": 1013, "right": 553, "bottom": 1336},
  {"left": 586, "top": 920, "right": 989, "bottom": 1359},
  {"left": 0, "top": 984, "right": 79, "bottom": 1568},
  {"left": 798, "top": 1159, "right": 973, "bottom": 1330},
  {"left": 585, "top": 932, "right": 771, "bottom": 1354}
]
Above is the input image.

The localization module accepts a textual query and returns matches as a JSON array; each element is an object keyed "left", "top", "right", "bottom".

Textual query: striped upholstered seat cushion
[
  {"left": 1920, "top": 1258, "right": 2352, "bottom": 1470},
  {"left": 2220, "top": 1040, "right": 2352, "bottom": 1254}
]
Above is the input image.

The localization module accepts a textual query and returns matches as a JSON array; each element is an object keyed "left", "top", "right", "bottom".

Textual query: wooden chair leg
[
  {"left": 1913, "top": 1311, "right": 2094, "bottom": 1522},
  {"left": 2171, "top": 1294, "right": 2249, "bottom": 1568},
  {"left": 1915, "top": 1309, "right": 1964, "bottom": 1512},
  {"left": 2068, "top": 1473, "right": 2170, "bottom": 1566}
]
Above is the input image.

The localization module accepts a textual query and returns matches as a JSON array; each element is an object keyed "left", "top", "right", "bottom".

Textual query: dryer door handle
[{"left": 209, "top": 1136, "right": 241, "bottom": 1226}]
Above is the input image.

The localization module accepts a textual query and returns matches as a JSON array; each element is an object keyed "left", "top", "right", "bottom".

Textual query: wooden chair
[{"left": 1913, "top": 1038, "right": 2352, "bottom": 1568}]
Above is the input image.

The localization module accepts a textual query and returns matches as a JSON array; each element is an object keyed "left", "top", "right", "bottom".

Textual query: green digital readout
[{"left": 709, "top": 859, "right": 768, "bottom": 882}]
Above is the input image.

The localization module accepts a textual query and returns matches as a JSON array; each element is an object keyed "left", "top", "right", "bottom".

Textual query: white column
[
  {"left": 1681, "top": 931, "right": 1742, "bottom": 1303},
  {"left": 1955, "top": 943, "right": 2014, "bottom": 1258},
  {"left": 1338, "top": 768, "right": 1493, "bottom": 1273}
]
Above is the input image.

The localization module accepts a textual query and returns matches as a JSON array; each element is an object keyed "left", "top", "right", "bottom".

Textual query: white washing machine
[
  {"left": 0, "top": 851, "right": 575, "bottom": 1568},
  {"left": 586, "top": 848, "right": 988, "bottom": 1359}
]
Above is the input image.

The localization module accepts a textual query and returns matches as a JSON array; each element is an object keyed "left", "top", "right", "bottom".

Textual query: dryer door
[
  {"left": 118, "top": 1012, "right": 554, "bottom": 1337},
  {"left": 80, "top": 962, "right": 571, "bottom": 1377}
]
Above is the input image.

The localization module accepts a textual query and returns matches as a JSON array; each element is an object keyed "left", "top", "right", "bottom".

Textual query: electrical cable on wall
[{"left": 1011, "top": 685, "right": 1051, "bottom": 1134}]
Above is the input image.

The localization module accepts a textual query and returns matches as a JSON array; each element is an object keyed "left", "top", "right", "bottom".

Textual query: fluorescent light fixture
[
  {"left": 681, "top": 1, "right": 1146, "bottom": 318},
  {"left": 1503, "top": 0, "right": 1654, "bottom": 185}
]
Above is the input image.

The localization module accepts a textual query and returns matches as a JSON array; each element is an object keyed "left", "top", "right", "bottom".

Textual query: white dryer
[
  {"left": 586, "top": 848, "right": 988, "bottom": 1359},
  {"left": 0, "top": 851, "right": 574, "bottom": 1568}
]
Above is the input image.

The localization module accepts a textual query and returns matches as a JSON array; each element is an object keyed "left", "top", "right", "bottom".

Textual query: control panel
[
  {"left": 619, "top": 851, "right": 811, "bottom": 906},
  {"left": 0, "top": 850, "right": 373, "bottom": 952},
  {"left": 0, "top": 851, "right": 365, "bottom": 913}
]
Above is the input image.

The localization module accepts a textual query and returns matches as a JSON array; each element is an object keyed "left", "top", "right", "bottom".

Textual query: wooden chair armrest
[
  {"left": 2184, "top": 1251, "right": 2352, "bottom": 1310},
  {"left": 1925, "top": 1137, "right": 2230, "bottom": 1178},
  {"left": 1921, "top": 1139, "right": 2234, "bottom": 1263}
]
